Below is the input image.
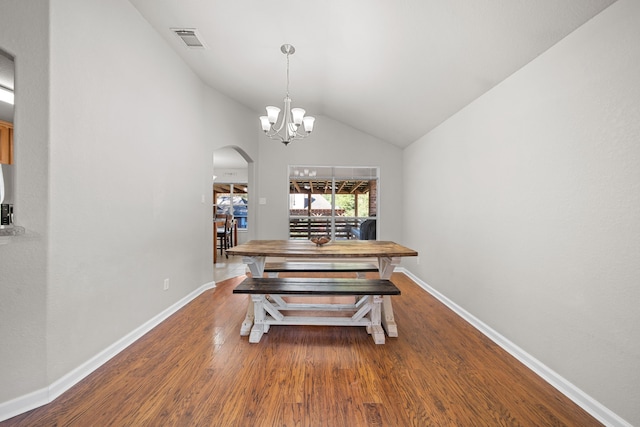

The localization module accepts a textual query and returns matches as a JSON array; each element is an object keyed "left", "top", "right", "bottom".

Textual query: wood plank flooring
[{"left": 2, "top": 273, "right": 602, "bottom": 426}]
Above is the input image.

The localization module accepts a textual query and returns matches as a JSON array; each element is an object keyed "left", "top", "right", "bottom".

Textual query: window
[
  {"left": 288, "top": 166, "right": 378, "bottom": 240},
  {"left": 214, "top": 183, "right": 248, "bottom": 229}
]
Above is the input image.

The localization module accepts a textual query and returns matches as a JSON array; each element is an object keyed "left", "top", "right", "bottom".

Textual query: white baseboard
[
  {"left": 397, "top": 268, "right": 631, "bottom": 427},
  {"left": 0, "top": 280, "right": 217, "bottom": 423}
]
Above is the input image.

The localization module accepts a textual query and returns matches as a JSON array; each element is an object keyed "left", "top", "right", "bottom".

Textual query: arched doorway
[{"left": 213, "top": 146, "right": 254, "bottom": 267}]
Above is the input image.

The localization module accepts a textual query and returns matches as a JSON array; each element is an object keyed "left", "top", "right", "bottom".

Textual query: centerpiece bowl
[{"left": 310, "top": 236, "right": 330, "bottom": 246}]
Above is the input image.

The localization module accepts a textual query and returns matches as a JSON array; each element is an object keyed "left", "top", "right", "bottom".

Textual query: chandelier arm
[
  {"left": 265, "top": 129, "right": 283, "bottom": 139},
  {"left": 264, "top": 127, "right": 308, "bottom": 143},
  {"left": 271, "top": 118, "right": 286, "bottom": 134}
]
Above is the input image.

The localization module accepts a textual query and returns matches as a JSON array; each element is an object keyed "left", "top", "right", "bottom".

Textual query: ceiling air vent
[{"left": 171, "top": 28, "right": 206, "bottom": 49}]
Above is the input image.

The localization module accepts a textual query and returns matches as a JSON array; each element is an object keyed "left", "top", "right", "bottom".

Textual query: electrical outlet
[
  {"left": 163, "top": 278, "right": 170, "bottom": 290},
  {"left": 416, "top": 257, "right": 420, "bottom": 265}
]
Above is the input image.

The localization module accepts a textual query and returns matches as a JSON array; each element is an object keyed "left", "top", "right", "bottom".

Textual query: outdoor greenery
[{"left": 336, "top": 194, "right": 369, "bottom": 217}]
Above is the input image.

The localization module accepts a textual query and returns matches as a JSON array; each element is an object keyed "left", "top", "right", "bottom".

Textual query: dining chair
[{"left": 216, "top": 214, "right": 232, "bottom": 258}]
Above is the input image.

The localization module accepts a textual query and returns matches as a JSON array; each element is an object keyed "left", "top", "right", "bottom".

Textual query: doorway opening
[{"left": 213, "top": 146, "right": 252, "bottom": 268}]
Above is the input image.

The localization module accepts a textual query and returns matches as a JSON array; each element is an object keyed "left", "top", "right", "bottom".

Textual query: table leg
[
  {"left": 378, "top": 256, "right": 400, "bottom": 279},
  {"left": 244, "top": 256, "right": 266, "bottom": 277}
]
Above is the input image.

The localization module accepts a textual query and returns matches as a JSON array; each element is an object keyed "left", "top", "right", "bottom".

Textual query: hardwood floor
[{"left": 2, "top": 273, "right": 602, "bottom": 426}]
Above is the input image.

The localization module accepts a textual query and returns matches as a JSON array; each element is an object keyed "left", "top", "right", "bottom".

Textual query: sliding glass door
[{"left": 288, "top": 166, "right": 378, "bottom": 240}]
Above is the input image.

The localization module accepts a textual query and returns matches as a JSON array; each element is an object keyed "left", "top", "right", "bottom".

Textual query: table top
[{"left": 226, "top": 239, "right": 418, "bottom": 258}]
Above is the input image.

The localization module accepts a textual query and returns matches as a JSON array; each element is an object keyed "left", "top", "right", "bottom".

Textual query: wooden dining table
[{"left": 226, "top": 239, "right": 418, "bottom": 338}]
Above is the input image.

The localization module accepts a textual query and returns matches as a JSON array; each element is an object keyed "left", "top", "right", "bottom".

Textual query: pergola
[
  {"left": 289, "top": 178, "right": 376, "bottom": 218},
  {"left": 289, "top": 179, "right": 371, "bottom": 195},
  {"left": 213, "top": 183, "right": 247, "bottom": 195}
]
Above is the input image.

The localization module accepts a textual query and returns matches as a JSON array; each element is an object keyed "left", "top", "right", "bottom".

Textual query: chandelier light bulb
[
  {"left": 266, "top": 106, "right": 280, "bottom": 124},
  {"left": 303, "top": 116, "right": 315, "bottom": 133},
  {"left": 259, "top": 116, "right": 271, "bottom": 131},
  {"left": 291, "top": 108, "right": 305, "bottom": 125}
]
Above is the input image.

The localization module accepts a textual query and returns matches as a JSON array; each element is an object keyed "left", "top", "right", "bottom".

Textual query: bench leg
[
  {"left": 377, "top": 256, "right": 400, "bottom": 337},
  {"left": 371, "top": 325, "right": 386, "bottom": 344},
  {"left": 249, "top": 325, "right": 265, "bottom": 343},
  {"left": 381, "top": 295, "right": 398, "bottom": 337},
  {"left": 248, "top": 295, "right": 267, "bottom": 343},
  {"left": 240, "top": 296, "right": 254, "bottom": 336},
  {"left": 370, "top": 295, "right": 385, "bottom": 344},
  {"left": 239, "top": 256, "right": 266, "bottom": 336}
]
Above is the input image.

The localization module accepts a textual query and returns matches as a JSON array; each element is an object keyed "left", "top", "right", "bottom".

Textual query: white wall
[
  {"left": 255, "top": 115, "right": 403, "bottom": 242},
  {"left": 0, "top": 0, "right": 50, "bottom": 404},
  {"left": 403, "top": 0, "right": 640, "bottom": 424}
]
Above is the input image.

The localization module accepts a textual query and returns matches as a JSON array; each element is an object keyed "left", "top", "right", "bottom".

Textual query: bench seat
[
  {"left": 234, "top": 277, "right": 398, "bottom": 295},
  {"left": 233, "top": 277, "right": 400, "bottom": 344}
]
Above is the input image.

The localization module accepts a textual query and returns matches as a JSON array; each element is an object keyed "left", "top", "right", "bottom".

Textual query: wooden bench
[
  {"left": 263, "top": 261, "right": 378, "bottom": 278},
  {"left": 233, "top": 277, "right": 400, "bottom": 344}
]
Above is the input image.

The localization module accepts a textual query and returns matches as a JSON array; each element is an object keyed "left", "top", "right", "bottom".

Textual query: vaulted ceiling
[{"left": 130, "top": 0, "right": 617, "bottom": 148}]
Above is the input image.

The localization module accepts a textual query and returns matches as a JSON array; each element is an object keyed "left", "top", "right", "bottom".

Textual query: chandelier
[{"left": 259, "top": 44, "right": 315, "bottom": 146}]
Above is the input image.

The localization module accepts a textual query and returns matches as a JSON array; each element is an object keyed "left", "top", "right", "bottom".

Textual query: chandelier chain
[{"left": 286, "top": 51, "right": 290, "bottom": 97}]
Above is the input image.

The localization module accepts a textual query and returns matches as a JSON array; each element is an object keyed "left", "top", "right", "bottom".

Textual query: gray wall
[
  {"left": 0, "top": 0, "right": 257, "bottom": 415},
  {"left": 403, "top": 1, "right": 640, "bottom": 424},
  {"left": 46, "top": 0, "right": 214, "bottom": 382},
  {"left": 1, "top": 0, "right": 637, "bottom": 424},
  {"left": 256, "top": 115, "right": 403, "bottom": 242},
  {"left": 0, "top": 0, "right": 50, "bottom": 404}
]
